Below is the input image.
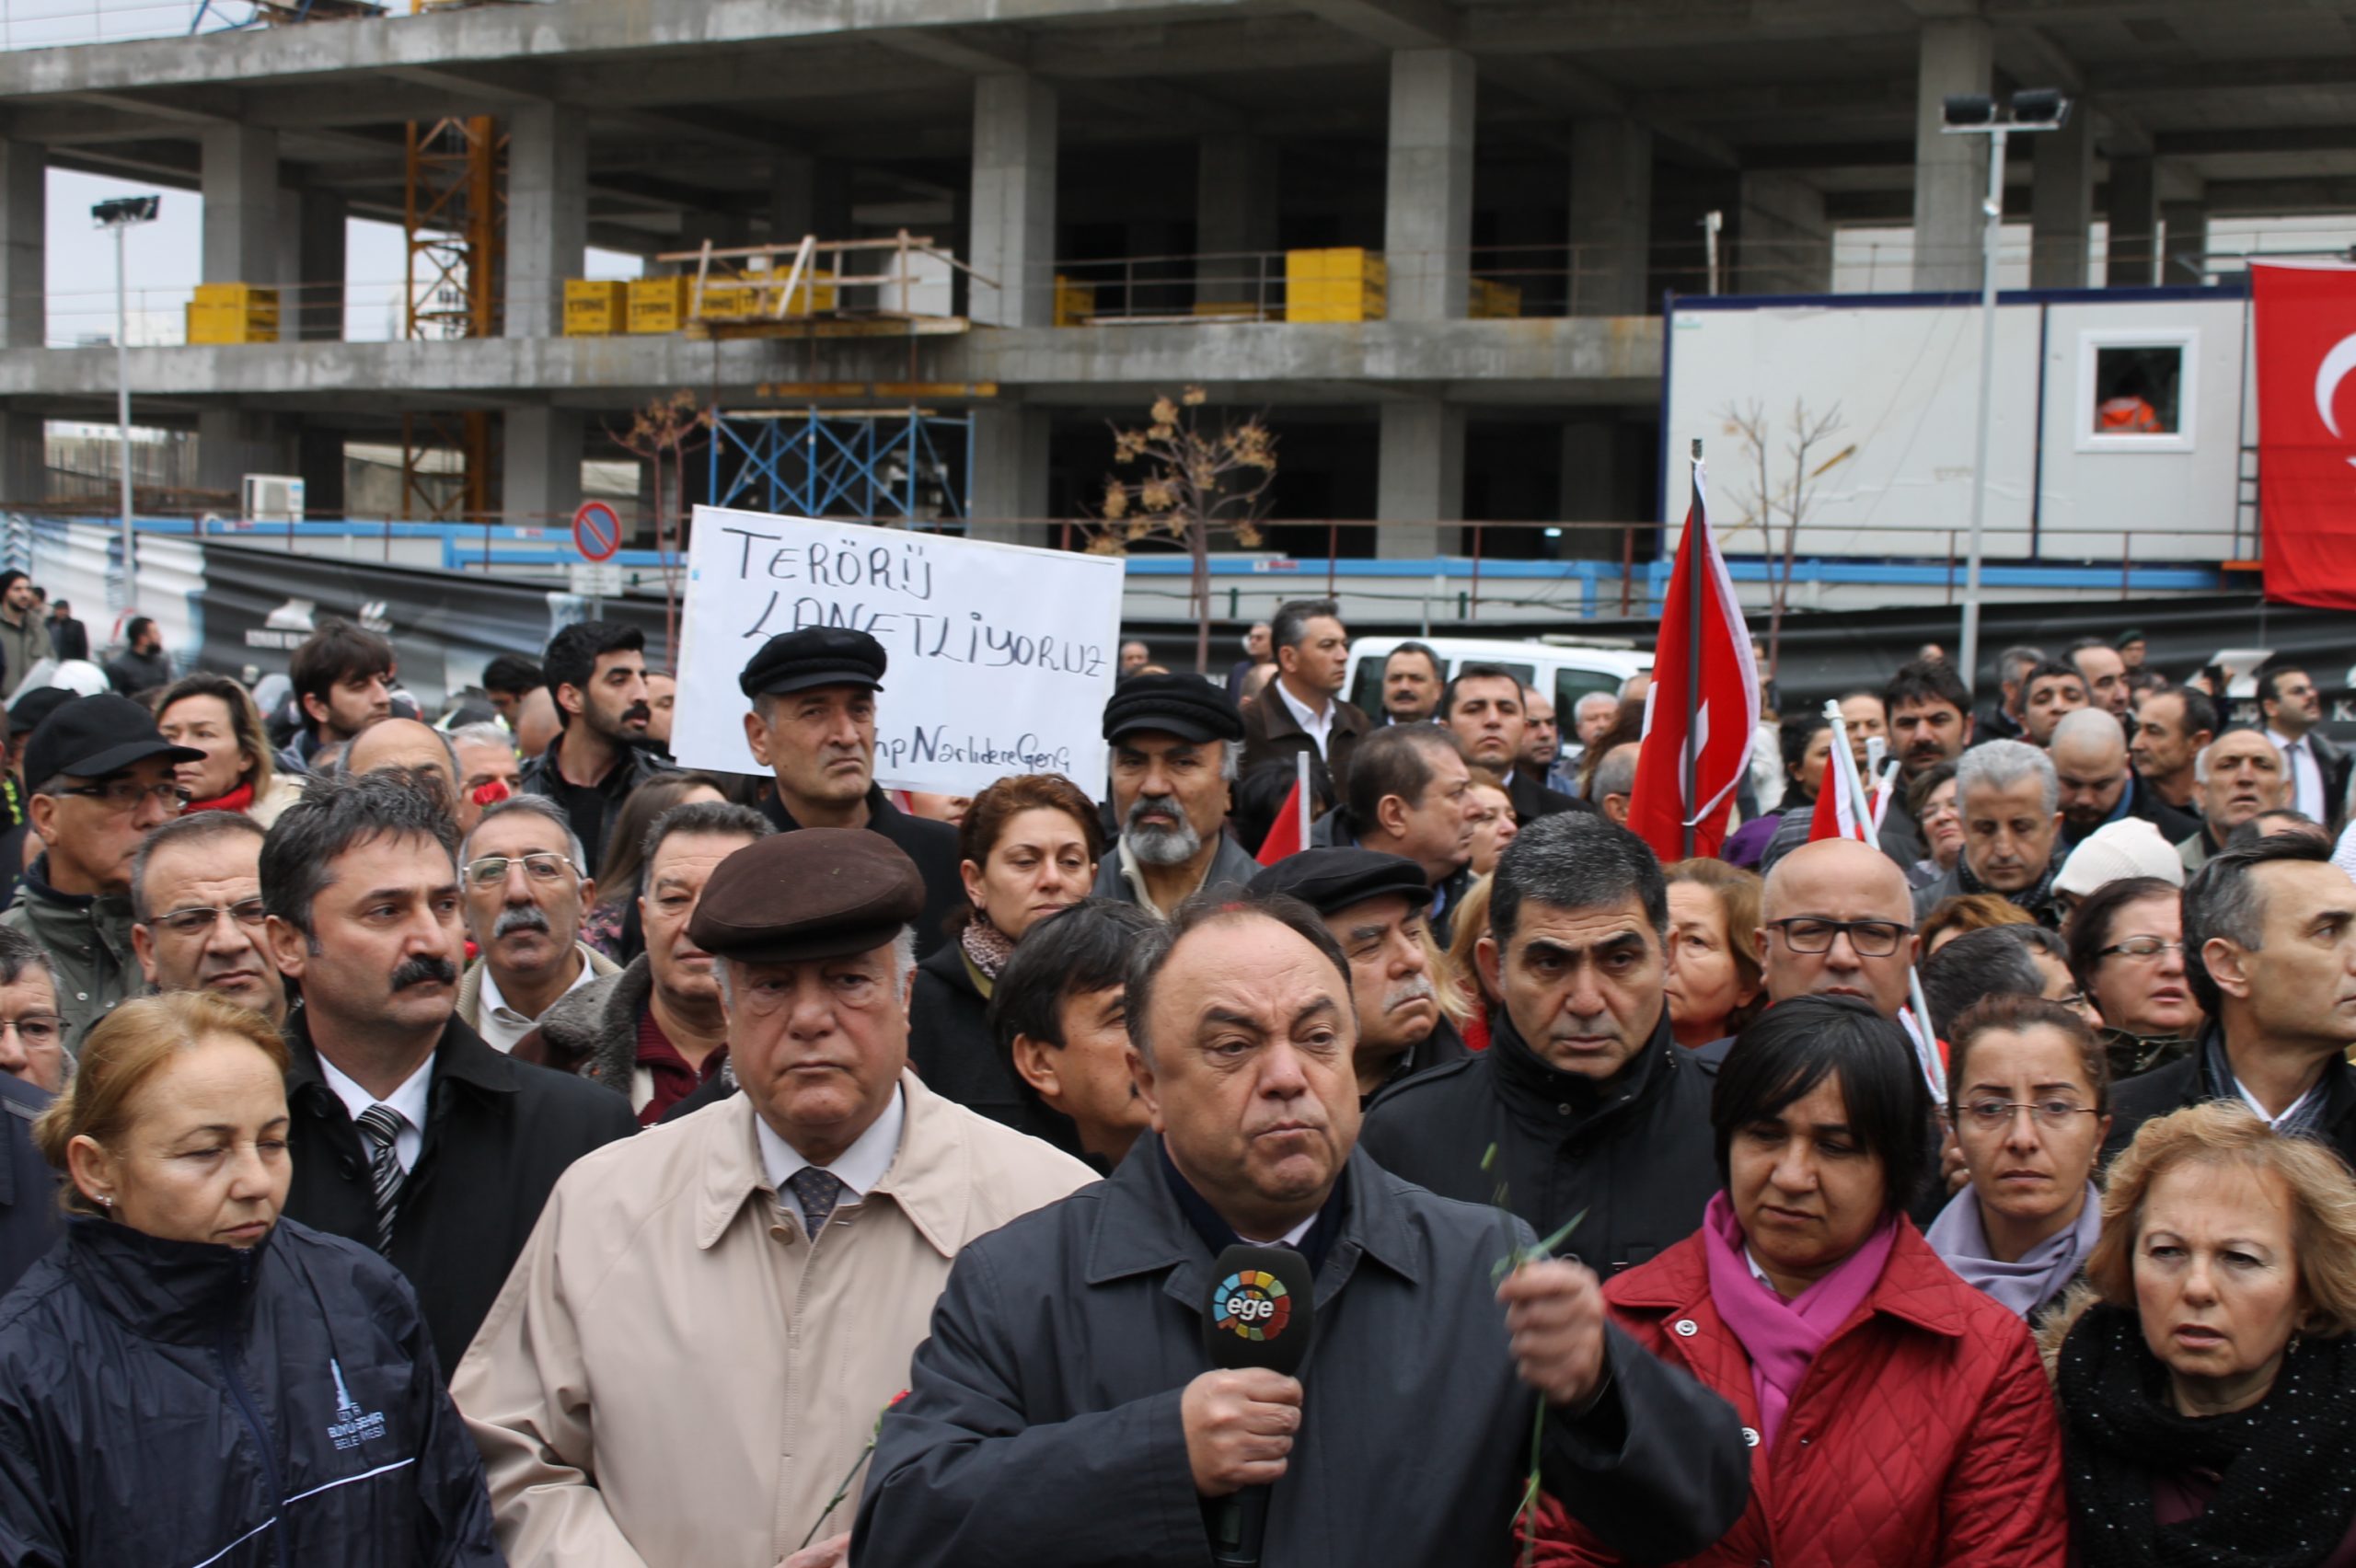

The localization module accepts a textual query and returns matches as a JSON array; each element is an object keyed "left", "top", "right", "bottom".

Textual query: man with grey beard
[
  {"left": 1091, "top": 674, "right": 1261, "bottom": 918},
  {"left": 456, "top": 794, "right": 620, "bottom": 1052}
]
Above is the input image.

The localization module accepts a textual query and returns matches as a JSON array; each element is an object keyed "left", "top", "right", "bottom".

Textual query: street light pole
[
  {"left": 91, "top": 194, "right": 159, "bottom": 617},
  {"left": 1957, "top": 124, "right": 2007, "bottom": 690}
]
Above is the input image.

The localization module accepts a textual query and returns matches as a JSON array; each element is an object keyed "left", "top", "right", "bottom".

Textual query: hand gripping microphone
[{"left": 1201, "top": 1243, "right": 1317, "bottom": 1568}]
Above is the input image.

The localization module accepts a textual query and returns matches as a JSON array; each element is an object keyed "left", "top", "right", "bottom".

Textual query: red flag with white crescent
[
  {"left": 2253, "top": 261, "right": 2356, "bottom": 609},
  {"left": 1628, "top": 458, "right": 1760, "bottom": 862}
]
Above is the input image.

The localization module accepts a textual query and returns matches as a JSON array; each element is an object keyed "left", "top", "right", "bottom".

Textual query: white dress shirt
[
  {"left": 756, "top": 1086, "right": 908, "bottom": 1235},
  {"left": 1274, "top": 677, "right": 1336, "bottom": 760},
  {"left": 316, "top": 1050, "right": 435, "bottom": 1173},
  {"left": 476, "top": 944, "right": 605, "bottom": 1055},
  {"left": 2268, "top": 728, "right": 2327, "bottom": 824},
  {"left": 2233, "top": 1069, "right": 2320, "bottom": 1132}
]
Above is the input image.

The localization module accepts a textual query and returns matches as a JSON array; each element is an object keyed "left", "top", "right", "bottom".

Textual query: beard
[{"left": 1125, "top": 796, "right": 1202, "bottom": 867}]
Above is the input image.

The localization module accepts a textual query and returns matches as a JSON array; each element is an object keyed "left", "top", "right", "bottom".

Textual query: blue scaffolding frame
[{"left": 706, "top": 408, "right": 972, "bottom": 524}]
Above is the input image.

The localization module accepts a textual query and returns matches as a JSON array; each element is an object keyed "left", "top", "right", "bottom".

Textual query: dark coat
[
  {"left": 2105, "top": 1026, "right": 2356, "bottom": 1171},
  {"left": 852, "top": 1137, "right": 1751, "bottom": 1568},
  {"left": 760, "top": 783, "right": 963, "bottom": 960},
  {"left": 2123, "top": 774, "right": 2203, "bottom": 845},
  {"left": 906, "top": 940, "right": 1025, "bottom": 1131},
  {"left": 1506, "top": 767, "right": 1595, "bottom": 826},
  {"left": 0, "top": 1076, "right": 57, "bottom": 1299},
  {"left": 47, "top": 616, "right": 86, "bottom": 664},
  {"left": 0, "top": 1216, "right": 499, "bottom": 1567},
  {"left": 1364, "top": 1011, "right": 1471, "bottom": 1106},
  {"left": 281, "top": 1008, "right": 637, "bottom": 1372},
  {"left": 1241, "top": 682, "right": 1372, "bottom": 798},
  {"left": 516, "top": 729, "right": 669, "bottom": 879},
  {"left": 1358, "top": 1008, "right": 1721, "bottom": 1278},
  {"left": 101, "top": 646, "right": 172, "bottom": 697}
]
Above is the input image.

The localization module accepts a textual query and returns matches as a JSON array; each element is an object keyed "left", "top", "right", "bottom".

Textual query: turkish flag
[
  {"left": 1627, "top": 462, "right": 1760, "bottom": 862},
  {"left": 2252, "top": 262, "right": 2356, "bottom": 609}
]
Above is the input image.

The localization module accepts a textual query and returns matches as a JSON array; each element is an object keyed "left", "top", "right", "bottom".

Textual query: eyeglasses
[
  {"left": 1763, "top": 917, "right": 1911, "bottom": 957},
  {"left": 57, "top": 778, "right": 188, "bottom": 813},
  {"left": 463, "top": 852, "right": 578, "bottom": 887},
  {"left": 0, "top": 1015, "right": 62, "bottom": 1049},
  {"left": 2099, "top": 938, "right": 2185, "bottom": 963},
  {"left": 153, "top": 899, "right": 269, "bottom": 938},
  {"left": 1955, "top": 1098, "right": 2102, "bottom": 1131}
]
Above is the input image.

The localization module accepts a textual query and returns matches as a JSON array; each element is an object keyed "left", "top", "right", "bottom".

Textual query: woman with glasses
[
  {"left": 154, "top": 673, "right": 302, "bottom": 827},
  {"left": 2064, "top": 875, "right": 2203, "bottom": 1081},
  {"left": 1906, "top": 762, "right": 1965, "bottom": 887},
  {"left": 2049, "top": 1101, "right": 2356, "bottom": 1568},
  {"left": 1928, "top": 995, "right": 2110, "bottom": 1325},
  {"left": 1526, "top": 996, "right": 2065, "bottom": 1567}
]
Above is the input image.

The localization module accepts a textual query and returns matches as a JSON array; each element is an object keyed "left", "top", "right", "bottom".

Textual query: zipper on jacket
[{"left": 214, "top": 1250, "right": 293, "bottom": 1568}]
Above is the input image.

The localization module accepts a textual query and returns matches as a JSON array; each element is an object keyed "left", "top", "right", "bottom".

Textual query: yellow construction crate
[
  {"left": 185, "top": 283, "right": 279, "bottom": 344},
  {"left": 627, "top": 276, "right": 692, "bottom": 334},
  {"left": 777, "top": 272, "right": 837, "bottom": 316},
  {"left": 696, "top": 282, "right": 762, "bottom": 320},
  {"left": 1470, "top": 278, "right": 1522, "bottom": 319},
  {"left": 563, "top": 279, "right": 626, "bottom": 336},
  {"left": 1053, "top": 275, "right": 1096, "bottom": 328},
  {"left": 1285, "top": 248, "right": 1386, "bottom": 323}
]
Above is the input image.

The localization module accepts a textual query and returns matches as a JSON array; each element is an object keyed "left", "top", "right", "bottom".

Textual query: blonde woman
[{"left": 156, "top": 672, "right": 303, "bottom": 826}]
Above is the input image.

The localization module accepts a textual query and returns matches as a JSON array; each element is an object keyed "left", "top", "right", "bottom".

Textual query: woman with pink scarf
[{"left": 1527, "top": 996, "right": 2066, "bottom": 1567}]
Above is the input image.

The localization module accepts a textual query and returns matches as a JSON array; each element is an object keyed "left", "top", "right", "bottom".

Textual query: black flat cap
[
  {"left": 1248, "top": 847, "right": 1431, "bottom": 916},
  {"left": 7, "top": 686, "right": 71, "bottom": 739},
  {"left": 739, "top": 627, "right": 888, "bottom": 700},
  {"left": 23, "top": 694, "right": 203, "bottom": 786},
  {"left": 688, "top": 828, "right": 926, "bottom": 964},
  {"left": 1103, "top": 671, "right": 1245, "bottom": 744}
]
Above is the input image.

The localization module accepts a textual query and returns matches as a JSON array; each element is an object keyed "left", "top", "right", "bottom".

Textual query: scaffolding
[
  {"left": 708, "top": 409, "right": 971, "bottom": 525},
  {"left": 401, "top": 115, "right": 502, "bottom": 521}
]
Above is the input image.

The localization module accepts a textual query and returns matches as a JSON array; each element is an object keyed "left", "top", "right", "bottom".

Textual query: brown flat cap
[{"left": 687, "top": 828, "right": 927, "bottom": 964}]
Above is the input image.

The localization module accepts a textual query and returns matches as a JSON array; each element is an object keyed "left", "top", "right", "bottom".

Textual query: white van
[{"left": 1343, "top": 635, "right": 1652, "bottom": 719}]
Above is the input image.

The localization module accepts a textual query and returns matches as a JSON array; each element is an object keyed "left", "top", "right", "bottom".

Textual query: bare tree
[
  {"left": 606, "top": 388, "right": 711, "bottom": 669},
  {"left": 1715, "top": 399, "right": 1853, "bottom": 681},
  {"left": 1077, "top": 387, "right": 1278, "bottom": 675}
]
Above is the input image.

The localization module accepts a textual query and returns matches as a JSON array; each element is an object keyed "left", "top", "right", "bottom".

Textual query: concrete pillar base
[
  {"left": 2029, "top": 110, "right": 2093, "bottom": 290},
  {"left": 505, "top": 105, "right": 588, "bottom": 340},
  {"left": 294, "top": 189, "right": 348, "bottom": 342},
  {"left": 1377, "top": 400, "right": 1463, "bottom": 558},
  {"left": 970, "top": 76, "right": 1057, "bottom": 329},
  {"left": 1570, "top": 119, "right": 1654, "bottom": 315},
  {"left": 198, "top": 409, "right": 297, "bottom": 503},
  {"left": 1196, "top": 133, "right": 1279, "bottom": 311},
  {"left": 0, "top": 410, "right": 44, "bottom": 510},
  {"left": 1384, "top": 50, "right": 1475, "bottom": 323},
  {"left": 1911, "top": 17, "right": 1993, "bottom": 292},
  {"left": 2161, "top": 201, "right": 2208, "bottom": 286},
  {"left": 0, "top": 142, "right": 44, "bottom": 353},
  {"left": 503, "top": 405, "right": 585, "bottom": 525},
  {"left": 298, "top": 426, "right": 346, "bottom": 519},
  {"left": 1735, "top": 174, "right": 1829, "bottom": 295},
  {"left": 201, "top": 125, "right": 281, "bottom": 286},
  {"left": 2106, "top": 156, "right": 2158, "bottom": 287},
  {"left": 967, "top": 405, "right": 1049, "bottom": 546}
]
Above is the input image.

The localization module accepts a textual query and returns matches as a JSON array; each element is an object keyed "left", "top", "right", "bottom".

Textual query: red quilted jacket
[{"left": 1528, "top": 1219, "right": 2065, "bottom": 1568}]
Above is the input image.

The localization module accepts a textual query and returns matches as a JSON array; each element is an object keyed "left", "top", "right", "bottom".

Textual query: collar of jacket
[
  {"left": 762, "top": 780, "right": 913, "bottom": 833},
  {"left": 62, "top": 1213, "right": 275, "bottom": 1346},
  {"left": 1487, "top": 999, "right": 1676, "bottom": 1127},
  {"left": 2196, "top": 1019, "right": 2356, "bottom": 1128},
  {"left": 18, "top": 854, "right": 99, "bottom": 914},
  {"left": 525, "top": 728, "right": 661, "bottom": 797},
  {"left": 1610, "top": 1214, "right": 1973, "bottom": 1343},
  {"left": 284, "top": 1004, "right": 523, "bottom": 1123},
  {"left": 692, "top": 1069, "right": 978, "bottom": 1259},
  {"left": 1082, "top": 1133, "right": 1421, "bottom": 1315}
]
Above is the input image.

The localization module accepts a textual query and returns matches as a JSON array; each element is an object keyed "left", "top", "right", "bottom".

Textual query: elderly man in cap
[
  {"left": 1250, "top": 847, "right": 1465, "bottom": 1104},
  {"left": 5, "top": 694, "right": 202, "bottom": 1044},
  {"left": 739, "top": 626, "right": 962, "bottom": 957},
  {"left": 1095, "top": 672, "right": 1258, "bottom": 918},
  {"left": 457, "top": 828, "right": 1093, "bottom": 1568},
  {"left": 855, "top": 886, "right": 1748, "bottom": 1568}
]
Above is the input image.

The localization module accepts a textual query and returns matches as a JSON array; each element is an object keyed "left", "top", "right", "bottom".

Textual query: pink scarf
[{"left": 1700, "top": 1190, "right": 1897, "bottom": 1450}]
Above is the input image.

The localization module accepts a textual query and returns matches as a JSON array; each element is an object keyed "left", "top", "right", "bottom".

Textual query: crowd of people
[{"left": 0, "top": 592, "right": 2348, "bottom": 1566}]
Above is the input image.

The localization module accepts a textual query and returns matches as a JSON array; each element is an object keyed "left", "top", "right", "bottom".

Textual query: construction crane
[{"left": 399, "top": 115, "right": 502, "bottom": 523}]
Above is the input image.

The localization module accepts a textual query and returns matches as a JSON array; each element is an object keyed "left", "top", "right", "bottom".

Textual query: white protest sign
[{"left": 670, "top": 507, "right": 1125, "bottom": 798}]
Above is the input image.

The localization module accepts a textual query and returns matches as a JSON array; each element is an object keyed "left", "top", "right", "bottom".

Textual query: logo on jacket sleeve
[{"left": 326, "top": 1358, "right": 387, "bottom": 1451}]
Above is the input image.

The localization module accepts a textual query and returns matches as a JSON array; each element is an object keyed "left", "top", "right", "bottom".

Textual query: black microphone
[{"left": 1201, "top": 1243, "right": 1316, "bottom": 1568}]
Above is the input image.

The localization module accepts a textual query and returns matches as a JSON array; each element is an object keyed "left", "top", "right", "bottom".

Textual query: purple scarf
[
  {"left": 1701, "top": 1190, "right": 1897, "bottom": 1450},
  {"left": 1923, "top": 1182, "right": 2099, "bottom": 1321}
]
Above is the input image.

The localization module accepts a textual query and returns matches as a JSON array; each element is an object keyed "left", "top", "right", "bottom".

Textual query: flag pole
[
  {"left": 1295, "top": 747, "right": 1311, "bottom": 851},
  {"left": 1680, "top": 438, "right": 1703, "bottom": 859}
]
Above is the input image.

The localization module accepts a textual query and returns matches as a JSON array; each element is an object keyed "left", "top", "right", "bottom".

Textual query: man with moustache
[
  {"left": 1878, "top": 660, "right": 1975, "bottom": 865},
  {"left": 455, "top": 796, "right": 621, "bottom": 1054},
  {"left": 263, "top": 770, "right": 635, "bottom": 1371},
  {"left": 1093, "top": 674, "right": 1259, "bottom": 918},
  {"left": 519, "top": 620, "right": 664, "bottom": 874},
  {"left": 1379, "top": 641, "right": 1443, "bottom": 725},
  {"left": 129, "top": 812, "right": 287, "bottom": 1029},
  {"left": 2179, "top": 729, "right": 2293, "bottom": 874}
]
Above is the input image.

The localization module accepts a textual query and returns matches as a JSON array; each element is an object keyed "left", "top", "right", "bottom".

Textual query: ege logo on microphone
[{"left": 1210, "top": 1269, "right": 1293, "bottom": 1343}]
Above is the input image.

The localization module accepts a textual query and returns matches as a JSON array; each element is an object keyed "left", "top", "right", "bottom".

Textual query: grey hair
[
  {"left": 1956, "top": 737, "right": 2059, "bottom": 818},
  {"left": 1998, "top": 645, "right": 2047, "bottom": 684},
  {"left": 2182, "top": 834, "right": 2337, "bottom": 1016},
  {"left": 0, "top": 925, "right": 51, "bottom": 987},
  {"left": 2050, "top": 707, "right": 2127, "bottom": 755},
  {"left": 131, "top": 811, "right": 267, "bottom": 924},
  {"left": 448, "top": 721, "right": 514, "bottom": 758},
  {"left": 715, "top": 925, "right": 918, "bottom": 1005},
  {"left": 260, "top": 769, "right": 460, "bottom": 943},
  {"left": 1592, "top": 743, "right": 1640, "bottom": 802},
  {"left": 1488, "top": 810, "right": 1669, "bottom": 947},
  {"left": 1574, "top": 691, "right": 1618, "bottom": 721},
  {"left": 462, "top": 792, "right": 587, "bottom": 870},
  {"left": 1270, "top": 598, "right": 1341, "bottom": 654},
  {"left": 347, "top": 718, "right": 460, "bottom": 779}
]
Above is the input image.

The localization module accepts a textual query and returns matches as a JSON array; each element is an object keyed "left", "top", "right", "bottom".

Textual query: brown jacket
[
  {"left": 1240, "top": 680, "right": 1372, "bottom": 798},
  {"left": 453, "top": 1071, "right": 1095, "bottom": 1566}
]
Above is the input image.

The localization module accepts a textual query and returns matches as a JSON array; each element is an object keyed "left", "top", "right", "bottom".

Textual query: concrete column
[
  {"left": 1557, "top": 421, "right": 1636, "bottom": 562},
  {"left": 198, "top": 409, "right": 296, "bottom": 500},
  {"left": 1911, "top": 18, "right": 1993, "bottom": 291},
  {"left": 0, "top": 141, "right": 44, "bottom": 352},
  {"left": 1384, "top": 50, "right": 1474, "bottom": 323},
  {"left": 504, "top": 104, "right": 588, "bottom": 339},
  {"left": 295, "top": 189, "right": 347, "bottom": 341},
  {"left": 968, "top": 75, "right": 1057, "bottom": 328},
  {"left": 2105, "top": 156, "right": 2158, "bottom": 287},
  {"left": 2028, "top": 109, "right": 2092, "bottom": 289},
  {"left": 0, "top": 412, "right": 41, "bottom": 508},
  {"left": 1569, "top": 119, "right": 1653, "bottom": 315},
  {"left": 1195, "top": 133, "right": 1279, "bottom": 311},
  {"left": 2162, "top": 200, "right": 2209, "bottom": 286},
  {"left": 769, "top": 153, "right": 852, "bottom": 244},
  {"left": 966, "top": 404, "right": 1050, "bottom": 545},
  {"left": 1735, "top": 174, "right": 1830, "bottom": 294},
  {"left": 502, "top": 405, "right": 584, "bottom": 524},
  {"left": 200, "top": 126, "right": 280, "bottom": 285},
  {"left": 1376, "top": 399, "right": 1464, "bottom": 558},
  {"left": 297, "top": 425, "right": 346, "bottom": 519}
]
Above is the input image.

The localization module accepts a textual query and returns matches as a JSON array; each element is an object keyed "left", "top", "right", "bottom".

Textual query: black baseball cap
[
  {"left": 23, "top": 694, "right": 202, "bottom": 785},
  {"left": 6, "top": 686, "right": 71, "bottom": 739}
]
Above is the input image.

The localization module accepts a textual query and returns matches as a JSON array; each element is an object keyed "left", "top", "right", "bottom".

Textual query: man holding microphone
[{"left": 854, "top": 889, "right": 1750, "bottom": 1566}]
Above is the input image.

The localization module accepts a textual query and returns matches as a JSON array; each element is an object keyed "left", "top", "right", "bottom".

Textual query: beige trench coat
[{"left": 453, "top": 1071, "right": 1095, "bottom": 1567}]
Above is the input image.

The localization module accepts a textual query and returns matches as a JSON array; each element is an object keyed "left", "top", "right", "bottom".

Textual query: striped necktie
[{"left": 353, "top": 1103, "right": 408, "bottom": 1253}]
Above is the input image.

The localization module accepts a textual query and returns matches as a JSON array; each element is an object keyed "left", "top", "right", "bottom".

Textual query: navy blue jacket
[
  {"left": 0, "top": 1077, "right": 56, "bottom": 1298},
  {"left": 0, "top": 1216, "right": 500, "bottom": 1567}
]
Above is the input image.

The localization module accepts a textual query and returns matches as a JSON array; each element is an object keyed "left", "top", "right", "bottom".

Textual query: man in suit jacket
[
  {"left": 1440, "top": 663, "right": 1587, "bottom": 824},
  {"left": 1239, "top": 597, "right": 1371, "bottom": 798},
  {"left": 2258, "top": 664, "right": 2350, "bottom": 832}
]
